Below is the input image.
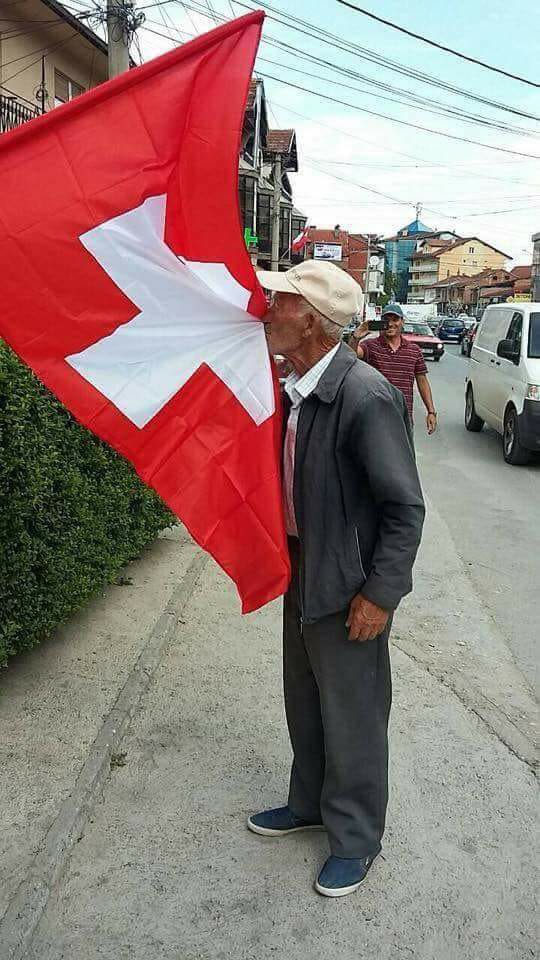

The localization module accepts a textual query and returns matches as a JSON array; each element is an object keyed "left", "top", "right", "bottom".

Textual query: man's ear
[{"left": 303, "top": 309, "right": 320, "bottom": 339}]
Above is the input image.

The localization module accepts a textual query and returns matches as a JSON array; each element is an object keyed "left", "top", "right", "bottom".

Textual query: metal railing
[{"left": 0, "top": 93, "right": 39, "bottom": 133}]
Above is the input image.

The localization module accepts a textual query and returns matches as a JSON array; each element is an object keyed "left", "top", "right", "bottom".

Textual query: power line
[
  {"left": 1, "top": 31, "right": 80, "bottom": 84},
  {"left": 140, "top": 0, "right": 540, "bottom": 122},
  {"left": 255, "top": 52, "right": 537, "bottom": 138},
  {"left": 335, "top": 0, "right": 539, "bottom": 88},
  {"left": 304, "top": 161, "right": 540, "bottom": 222},
  {"left": 257, "top": 35, "right": 540, "bottom": 131},
  {"left": 228, "top": 0, "right": 539, "bottom": 120},
  {"left": 260, "top": 71, "right": 540, "bottom": 160}
]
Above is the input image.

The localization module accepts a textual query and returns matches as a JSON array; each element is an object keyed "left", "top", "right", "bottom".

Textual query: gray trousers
[{"left": 284, "top": 540, "right": 392, "bottom": 859}]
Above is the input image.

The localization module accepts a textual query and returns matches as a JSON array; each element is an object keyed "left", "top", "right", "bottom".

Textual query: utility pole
[
  {"left": 362, "top": 233, "right": 372, "bottom": 320},
  {"left": 107, "top": 1, "right": 131, "bottom": 79},
  {"left": 271, "top": 153, "right": 282, "bottom": 272}
]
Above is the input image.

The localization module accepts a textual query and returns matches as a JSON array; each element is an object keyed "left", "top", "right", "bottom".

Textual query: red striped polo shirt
[{"left": 361, "top": 335, "right": 427, "bottom": 418}]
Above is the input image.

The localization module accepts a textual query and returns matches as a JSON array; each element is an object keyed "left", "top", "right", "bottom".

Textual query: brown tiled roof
[
  {"left": 411, "top": 245, "right": 451, "bottom": 260},
  {"left": 308, "top": 228, "right": 348, "bottom": 243},
  {"left": 436, "top": 274, "right": 468, "bottom": 287},
  {"left": 266, "top": 129, "right": 295, "bottom": 153},
  {"left": 382, "top": 230, "right": 459, "bottom": 242},
  {"left": 514, "top": 278, "right": 531, "bottom": 294},
  {"left": 509, "top": 264, "right": 532, "bottom": 280},
  {"left": 463, "top": 268, "right": 501, "bottom": 287},
  {"left": 480, "top": 286, "right": 512, "bottom": 298}
]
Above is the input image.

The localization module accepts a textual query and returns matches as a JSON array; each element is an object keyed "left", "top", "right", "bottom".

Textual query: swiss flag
[{"left": 0, "top": 12, "right": 290, "bottom": 613}]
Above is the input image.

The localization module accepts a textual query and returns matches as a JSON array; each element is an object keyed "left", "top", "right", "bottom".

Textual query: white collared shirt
[{"left": 283, "top": 344, "right": 340, "bottom": 537}]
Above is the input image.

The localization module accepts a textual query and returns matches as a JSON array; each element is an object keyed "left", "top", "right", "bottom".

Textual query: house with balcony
[
  {"left": 409, "top": 236, "right": 511, "bottom": 304},
  {"left": 1, "top": 0, "right": 109, "bottom": 133},
  {"left": 432, "top": 264, "right": 530, "bottom": 316},
  {"left": 238, "top": 79, "right": 305, "bottom": 269}
]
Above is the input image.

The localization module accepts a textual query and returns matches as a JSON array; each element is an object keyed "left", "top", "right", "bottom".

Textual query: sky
[{"left": 112, "top": 0, "right": 540, "bottom": 263}]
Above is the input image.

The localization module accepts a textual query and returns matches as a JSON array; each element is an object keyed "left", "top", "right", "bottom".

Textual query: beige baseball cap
[{"left": 257, "top": 260, "right": 364, "bottom": 328}]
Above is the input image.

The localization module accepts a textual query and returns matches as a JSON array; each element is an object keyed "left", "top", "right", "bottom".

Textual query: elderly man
[{"left": 248, "top": 260, "right": 425, "bottom": 898}]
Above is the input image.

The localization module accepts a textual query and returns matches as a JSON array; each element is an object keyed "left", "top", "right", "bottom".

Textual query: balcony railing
[{"left": 1, "top": 94, "right": 39, "bottom": 133}]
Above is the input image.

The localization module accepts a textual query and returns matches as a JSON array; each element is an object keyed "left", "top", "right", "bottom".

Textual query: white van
[{"left": 465, "top": 303, "right": 540, "bottom": 465}]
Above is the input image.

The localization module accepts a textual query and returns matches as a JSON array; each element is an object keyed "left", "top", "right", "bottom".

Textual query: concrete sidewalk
[{"left": 0, "top": 508, "right": 537, "bottom": 960}]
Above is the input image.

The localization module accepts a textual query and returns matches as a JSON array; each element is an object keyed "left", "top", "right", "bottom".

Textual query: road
[
  {"left": 1, "top": 342, "right": 537, "bottom": 960},
  {"left": 414, "top": 343, "right": 539, "bottom": 698}
]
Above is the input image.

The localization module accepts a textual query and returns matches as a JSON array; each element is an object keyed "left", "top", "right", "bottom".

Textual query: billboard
[{"left": 313, "top": 242, "right": 343, "bottom": 261}]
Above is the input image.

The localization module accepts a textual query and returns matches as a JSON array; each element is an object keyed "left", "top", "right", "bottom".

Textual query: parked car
[
  {"left": 465, "top": 303, "right": 540, "bottom": 465},
  {"left": 461, "top": 321, "right": 479, "bottom": 357},
  {"left": 402, "top": 321, "right": 445, "bottom": 361},
  {"left": 456, "top": 313, "right": 476, "bottom": 331},
  {"left": 438, "top": 317, "right": 466, "bottom": 342},
  {"left": 427, "top": 317, "right": 440, "bottom": 332}
]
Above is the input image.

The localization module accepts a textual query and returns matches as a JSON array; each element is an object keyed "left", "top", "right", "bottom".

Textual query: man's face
[
  {"left": 384, "top": 313, "right": 403, "bottom": 338},
  {"left": 263, "top": 291, "right": 310, "bottom": 357}
]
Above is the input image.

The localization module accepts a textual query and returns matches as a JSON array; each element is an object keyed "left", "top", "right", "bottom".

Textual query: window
[
  {"left": 257, "top": 193, "right": 271, "bottom": 255},
  {"left": 54, "top": 70, "right": 84, "bottom": 107},
  {"left": 476, "top": 307, "right": 512, "bottom": 352},
  {"left": 279, "top": 205, "right": 291, "bottom": 259},
  {"left": 505, "top": 311, "right": 523, "bottom": 357},
  {"left": 528, "top": 312, "right": 540, "bottom": 358},
  {"left": 469, "top": 246, "right": 475, "bottom": 254},
  {"left": 238, "top": 176, "right": 255, "bottom": 233}
]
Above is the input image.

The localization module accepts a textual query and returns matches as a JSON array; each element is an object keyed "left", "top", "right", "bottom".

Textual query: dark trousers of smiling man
[{"left": 246, "top": 259, "right": 425, "bottom": 898}]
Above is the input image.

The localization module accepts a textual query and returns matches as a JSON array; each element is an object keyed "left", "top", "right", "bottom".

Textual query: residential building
[
  {"left": 432, "top": 265, "right": 531, "bottom": 316},
  {"left": 532, "top": 232, "right": 540, "bottom": 301},
  {"left": 409, "top": 237, "right": 511, "bottom": 304},
  {"left": 382, "top": 217, "right": 457, "bottom": 302},
  {"left": 1, "top": 0, "right": 108, "bottom": 133},
  {"left": 238, "top": 79, "right": 304, "bottom": 269},
  {"left": 304, "top": 227, "right": 384, "bottom": 302}
]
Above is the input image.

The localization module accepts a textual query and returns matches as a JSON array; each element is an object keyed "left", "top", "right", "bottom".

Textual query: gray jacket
[{"left": 288, "top": 342, "right": 425, "bottom": 622}]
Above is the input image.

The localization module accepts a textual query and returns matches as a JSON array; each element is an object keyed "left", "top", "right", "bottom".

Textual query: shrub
[{"left": 0, "top": 342, "right": 175, "bottom": 668}]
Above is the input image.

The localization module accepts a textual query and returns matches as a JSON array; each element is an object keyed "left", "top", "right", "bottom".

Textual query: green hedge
[{"left": 0, "top": 342, "right": 175, "bottom": 668}]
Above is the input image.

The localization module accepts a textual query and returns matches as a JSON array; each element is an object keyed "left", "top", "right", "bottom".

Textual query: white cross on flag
[{"left": 0, "top": 12, "right": 290, "bottom": 612}]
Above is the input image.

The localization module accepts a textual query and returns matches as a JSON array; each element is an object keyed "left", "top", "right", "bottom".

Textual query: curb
[{"left": 0, "top": 548, "right": 208, "bottom": 960}]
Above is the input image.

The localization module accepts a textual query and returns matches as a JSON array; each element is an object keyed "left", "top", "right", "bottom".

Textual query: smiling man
[
  {"left": 248, "top": 260, "right": 425, "bottom": 898},
  {"left": 353, "top": 303, "right": 438, "bottom": 435}
]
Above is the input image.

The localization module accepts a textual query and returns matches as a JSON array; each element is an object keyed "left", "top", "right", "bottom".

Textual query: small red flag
[
  {"left": 0, "top": 12, "right": 290, "bottom": 612},
  {"left": 292, "top": 227, "right": 309, "bottom": 253}
]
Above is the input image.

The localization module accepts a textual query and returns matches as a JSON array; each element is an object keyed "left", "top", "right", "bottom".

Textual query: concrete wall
[{"left": 0, "top": 0, "right": 107, "bottom": 114}]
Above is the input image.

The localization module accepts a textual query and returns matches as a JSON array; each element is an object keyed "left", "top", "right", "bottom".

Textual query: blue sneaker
[
  {"left": 315, "top": 854, "right": 376, "bottom": 898},
  {"left": 247, "top": 805, "right": 324, "bottom": 837}
]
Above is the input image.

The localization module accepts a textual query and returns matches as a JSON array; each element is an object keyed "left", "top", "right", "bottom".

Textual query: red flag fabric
[
  {"left": 0, "top": 12, "right": 290, "bottom": 613},
  {"left": 291, "top": 227, "right": 309, "bottom": 253}
]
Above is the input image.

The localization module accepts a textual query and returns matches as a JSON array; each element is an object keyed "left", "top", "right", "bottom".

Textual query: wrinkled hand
[
  {"left": 426, "top": 412, "right": 437, "bottom": 435},
  {"left": 346, "top": 594, "right": 389, "bottom": 642}
]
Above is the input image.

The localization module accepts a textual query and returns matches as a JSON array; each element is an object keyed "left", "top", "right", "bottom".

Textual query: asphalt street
[{"left": 414, "top": 343, "right": 539, "bottom": 699}]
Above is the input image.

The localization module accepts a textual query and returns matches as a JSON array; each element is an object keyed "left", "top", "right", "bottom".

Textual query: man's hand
[
  {"left": 352, "top": 320, "right": 369, "bottom": 342},
  {"left": 426, "top": 411, "right": 437, "bottom": 435},
  {"left": 346, "top": 594, "right": 389, "bottom": 642}
]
